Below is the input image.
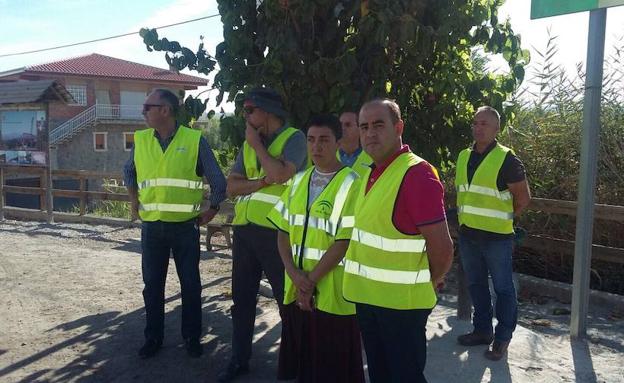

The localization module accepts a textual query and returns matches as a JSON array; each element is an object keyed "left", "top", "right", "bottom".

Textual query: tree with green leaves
[{"left": 141, "top": 0, "right": 528, "bottom": 166}]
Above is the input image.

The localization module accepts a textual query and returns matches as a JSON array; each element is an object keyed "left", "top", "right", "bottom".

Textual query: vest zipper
[{"left": 297, "top": 174, "right": 313, "bottom": 269}]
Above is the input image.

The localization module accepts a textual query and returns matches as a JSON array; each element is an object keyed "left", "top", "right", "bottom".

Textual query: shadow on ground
[{"left": 0, "top": 255, "right": 281, "bottom": 383}]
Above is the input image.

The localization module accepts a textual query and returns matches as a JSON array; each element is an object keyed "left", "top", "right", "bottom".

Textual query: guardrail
[
  {"left": 0, "top": 164, "right": 235, "bottom": 248},
  {"left": 2, "top": 163, "right": 623, "bottom": 297}
]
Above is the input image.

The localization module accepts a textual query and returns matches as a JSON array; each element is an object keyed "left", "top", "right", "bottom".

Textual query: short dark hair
[
  {"left": 340, "top": 110, "right": 359, "bottom": 124},
  {"left": 153, "top": 88, "right": 180, "bottom": 116},
  {"left": 361, "top": 98, "right": 401, "bottom": 124},
  {"left": 305, "top": 114, "right": 342, "bottom": 140},
  {"left": 475, "top": 106, "right": 501, "bottom": 128}
]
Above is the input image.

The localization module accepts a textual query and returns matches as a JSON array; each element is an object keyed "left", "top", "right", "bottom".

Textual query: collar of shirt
[
  {"left": 471, "top": 139, "right": 498, "bottom": 156},
  {"left": 367, "top": 144, "right": 411, "bottom": 192},
  {"left": 152, "top": 121, "right": 180, "bottom": 146},
  {"left": 262, "top": 122, "right": 289, "bottom": 147},
  {"left": 339, "top": 146, "right": 362, "bottom": 161}
]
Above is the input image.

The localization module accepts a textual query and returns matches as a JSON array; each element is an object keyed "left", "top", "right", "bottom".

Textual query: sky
[{"left": 1, "top": 0, "right": 623, "bottom": 110}]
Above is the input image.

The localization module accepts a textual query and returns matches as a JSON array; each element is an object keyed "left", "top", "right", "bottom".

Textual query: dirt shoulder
[{"left": 0, "top": 220, "right": 622, "bottom": 382}]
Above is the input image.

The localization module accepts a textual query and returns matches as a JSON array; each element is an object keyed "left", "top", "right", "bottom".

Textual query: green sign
[{"left": 531, "top": 0, "right": 624, "bottom": 19}]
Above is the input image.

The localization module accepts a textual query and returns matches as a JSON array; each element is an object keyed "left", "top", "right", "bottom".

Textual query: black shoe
[
  {"left": 457, "top": 331, "right": 494, "bottom": 346},
  {"left": 185, "top": 338, "right": 203, "bottom": 358},
  {"left": 217, "top": 361, "right": 249, "bottom": 382},
  {"left": 138, "top": 339, "right": 162, "bottom": 359},
  {"left": 484, "top": 340, "right": 510, "bottom": 361}
]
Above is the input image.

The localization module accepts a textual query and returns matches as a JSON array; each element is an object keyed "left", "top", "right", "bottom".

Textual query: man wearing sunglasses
[
  {"left": 218, "top": 87, "right": 307, "bottom": 382},
  {"left": 123, "top": 89, "right": 226, "bottom": 360}
]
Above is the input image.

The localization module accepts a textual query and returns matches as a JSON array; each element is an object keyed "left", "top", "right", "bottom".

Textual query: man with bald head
[
  {"left": 455, "top": 106, "right": 531, "bottom": 361},
  {"left": 342, "top": 99, "right": 454, "bottom": 383}
]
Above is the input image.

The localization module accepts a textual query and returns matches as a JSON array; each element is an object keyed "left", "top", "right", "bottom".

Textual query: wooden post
[
  {"left": 45, "top": 101, "right": 54, "bottom": 224},
  {"left": 79, "top": 176, "right": 86, "bottom": 215},
  {"left": 46, "top": 165, "right": 54, "bottom": 223},
  {"left": 0, "top": 166, "right": 5, "bottom": 221},
  {"left": 39, "top": 171, "right": 46, "bottom": 211}
]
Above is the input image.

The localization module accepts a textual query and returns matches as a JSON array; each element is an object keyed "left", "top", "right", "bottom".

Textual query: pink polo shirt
[{"left": 365, "top": 145, "right": 446, "bottom": 235}]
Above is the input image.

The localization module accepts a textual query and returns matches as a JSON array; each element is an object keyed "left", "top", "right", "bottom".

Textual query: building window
[
  {"left": 66, "top": 85, "right": 87, "bottom": 106},
  {"left": 123, "top": 132, "right": 134, "bottom": 151},
  {"left": 93, "top": 132, "right": 107, "bottom": 151}
]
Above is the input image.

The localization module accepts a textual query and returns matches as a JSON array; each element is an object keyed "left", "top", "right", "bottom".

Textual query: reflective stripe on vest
[
  {"left": 342, "top": 152, "right": 437, "bottom": 310},
  {"left": 135, "top": 126, "right": 203, "bottom": 222},
  {"left": 456, "top": 184, "right": 512, "bottom": 201},
  {"left": 139, "top": 178, "right": 204, "bottom": 190},
  {"left": 458, "top": 205, "right": 514, "bottom": 220},
  {"left": 238, "top": 192, "right": 282, "bottom": 205},
  {"left": 455, "top": 143, "right": 514, "bottom": 234},
  {"left": 141, "top": 203, "right": 201, "bottom": 213},
  {"left": 281, "top": 170, "right": 356, "bottom": 237},
  {"left": 351, "top": 228, "right": 426, "bottom": 253},
  {"left": 344, "top": 259, "right": 431, "bottom": 284},
  {"left": 291, "top": 244, "right": 346, "bottom": 266}
]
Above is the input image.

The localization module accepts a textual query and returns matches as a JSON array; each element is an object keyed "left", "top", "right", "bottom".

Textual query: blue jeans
[
  {"left": 356, "top": 303, "right": 431, "bottom": 383},
  {"left": 141, "top": 220, "right": 202, "bottom": 342},
  {"left": 459, "top": 234, "right": 517, "bottom": 342}
]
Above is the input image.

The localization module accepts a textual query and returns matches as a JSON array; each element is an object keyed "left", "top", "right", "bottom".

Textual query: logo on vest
[
  {"left": 175, "top": 147, "right": 187, "bottom": 153},
  {"left": 313, "top": 200, "right": 333, "bottom": 217}
]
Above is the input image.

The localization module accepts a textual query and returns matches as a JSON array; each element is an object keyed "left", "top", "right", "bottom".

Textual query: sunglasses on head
[{"left": 143, "top": 104, "right": 165, "bottom": 112}]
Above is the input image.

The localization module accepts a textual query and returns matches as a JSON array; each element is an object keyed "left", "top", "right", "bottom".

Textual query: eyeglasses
[
  {"left": 143, "top": 104, "right": 164, "bottom": 112},
  {"left": 242, "top": 106, "right": 258, "bottom": 115}
]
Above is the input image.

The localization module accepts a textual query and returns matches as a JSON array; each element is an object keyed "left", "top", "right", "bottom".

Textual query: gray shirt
[{"left": 230, "top": 124, "right": 307, "bottom": 175}]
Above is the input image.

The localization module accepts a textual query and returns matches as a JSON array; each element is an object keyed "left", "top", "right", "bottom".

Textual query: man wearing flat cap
[{"left": 218, "top": 87, "right": 307, "bottom": 382}]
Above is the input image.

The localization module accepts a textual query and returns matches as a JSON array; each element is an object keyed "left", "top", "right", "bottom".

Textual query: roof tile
[{"left": 24, "top": 53, "right": 207, "bottom": 86}]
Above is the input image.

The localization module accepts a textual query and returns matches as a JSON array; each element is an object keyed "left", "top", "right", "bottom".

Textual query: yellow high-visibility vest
[
  {"left": 342, "top": 152, "right": 437, "bottom": 310},
  {"left": 268, "top": 166, "right": 360, "bottom": 315},
  {"left": 456, "top": 143, "right": 514, "bottom": 234},
  {"left": 135, "top": 126, "right": 203, "bottom": 222},
  {"left": 232, "top": 127, "right": 298, "bottom": 228}
]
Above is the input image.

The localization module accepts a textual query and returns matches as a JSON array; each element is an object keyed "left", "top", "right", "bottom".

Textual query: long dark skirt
[{"left": 277, "top": 303, "right": 365, "bottom": 383}]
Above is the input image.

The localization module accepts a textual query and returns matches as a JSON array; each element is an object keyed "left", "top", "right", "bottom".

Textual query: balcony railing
[
  {"left": 50, "top": 104, "right": 144, "bottom": 145},
  {"left": 95, "top": 104, "right": 143, "bottom": 120}
]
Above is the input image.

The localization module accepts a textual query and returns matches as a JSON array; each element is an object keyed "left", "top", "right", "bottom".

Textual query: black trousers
[
  {"left": 230, "top": 224, "right": 285, "bottom": 364},
  {"left": 141, "top": 220, "right": 202, "bottom": 342},
  {"left": 356, "top": 303, "right": 432, "bottom": 383}
]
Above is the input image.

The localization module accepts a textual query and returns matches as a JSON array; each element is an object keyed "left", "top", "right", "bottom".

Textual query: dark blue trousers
[
  {"left": 356, "top": 303, "right": 432, "bottom": 383},
  {"left": 230, "top": 224, "right": 285, "bottom": 365},
  {"left": 141, "top": 220, "right": 202, "bottom": 342}
]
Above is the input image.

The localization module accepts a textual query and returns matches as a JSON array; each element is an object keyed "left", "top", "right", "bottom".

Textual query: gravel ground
[{"left": 1, "top": 219, "right": 622, "bottom": 382}]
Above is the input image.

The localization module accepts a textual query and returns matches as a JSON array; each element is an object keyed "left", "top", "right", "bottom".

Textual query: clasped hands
[{"left": 289, "top": 268, "right": 316, "bottom": 312}]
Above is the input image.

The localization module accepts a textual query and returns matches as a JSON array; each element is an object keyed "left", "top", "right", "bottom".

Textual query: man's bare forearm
[
  {"left": 419, "top": 220, "right": 454, "bottom": 282},
  {"left": 226, "top": 173, "right": 264, "bottom": 198},
  {"left": 254, "top": 146, "right": 296, "bottom": 184}
]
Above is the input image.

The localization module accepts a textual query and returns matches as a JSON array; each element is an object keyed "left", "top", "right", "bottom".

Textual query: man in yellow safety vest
[
  {"left": 218, "top": 88, "right": 307, "bottom": 382},
  {"left": 455, "top": 106, "right": 531, "bottom": 361},
  {"left": 124, "top": 89, "right": 226, "bottom": 359},
  {"left": 342, "top": 99, "right": 454, "bottom": 383}
]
